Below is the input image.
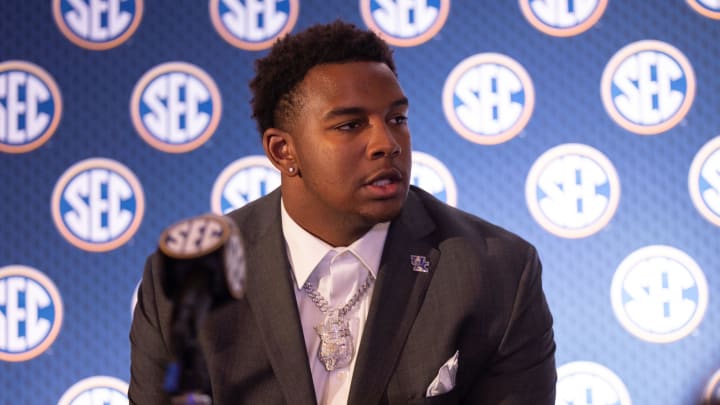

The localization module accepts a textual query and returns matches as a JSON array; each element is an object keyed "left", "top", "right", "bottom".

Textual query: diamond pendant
[{"left": 315, "top": 310, "right": 354, "bottom": 371}]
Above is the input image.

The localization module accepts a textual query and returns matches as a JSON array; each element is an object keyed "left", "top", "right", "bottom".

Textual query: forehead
[{"left": 297, "top": 61, "right": 405, "bottom": 108}]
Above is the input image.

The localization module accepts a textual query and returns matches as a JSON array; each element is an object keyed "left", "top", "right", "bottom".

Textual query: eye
[
  {"left": 335, "top": 120, "right": 364, "bottom": 131},
  {"left": 390, "top": 115, "right": 408, "bottom": 125}
]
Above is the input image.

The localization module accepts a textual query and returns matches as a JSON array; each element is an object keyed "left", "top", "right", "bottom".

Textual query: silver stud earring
[{"left": 288, "top": 167, "right": 295, "bottom": 174}]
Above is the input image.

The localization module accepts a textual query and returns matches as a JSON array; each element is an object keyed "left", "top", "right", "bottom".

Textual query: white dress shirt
[{"left": 281, "top": 201, "right": 389, "bottom": 405}]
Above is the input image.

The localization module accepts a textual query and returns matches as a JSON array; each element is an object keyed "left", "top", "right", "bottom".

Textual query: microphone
[{"left": 156, "top": 213, "right": 246, "bottom": 404}]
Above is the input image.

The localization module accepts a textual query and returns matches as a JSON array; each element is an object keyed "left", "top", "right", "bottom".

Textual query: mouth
[{"left": 364, "top": 169, "right": 406, "bottom": 198}]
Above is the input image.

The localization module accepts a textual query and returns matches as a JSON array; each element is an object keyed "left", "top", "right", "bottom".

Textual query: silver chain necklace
[{"left": 302, "top": 273, "right": 375, "bottom": 371}]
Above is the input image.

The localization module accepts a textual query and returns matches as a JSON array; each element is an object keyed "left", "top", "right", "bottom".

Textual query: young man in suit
[{"left": 130, "top": 21, "right": 556, "bottom": 404}]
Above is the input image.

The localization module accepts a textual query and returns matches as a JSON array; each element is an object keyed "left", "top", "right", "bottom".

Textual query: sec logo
[
  {"left": 519, "top": 0, "right": 608, "bottom": 37},
  {"left": 360, "top": 0, "right": 450, "bottom": 47},
  {"left": 131, "top": 280, "right": 140, "bottom": 319},
  {"left": 131, "top": 62, "right": 222, "bottom": 153},
  {"left": 526, "top": 143, "right": 620, "bottom": 238},
  {"left": 705, "top": 369, "right": 720, "bottom": 404},
  {"left": 57, "top": 376, "right": 128, "bottom": 405},
  {"left": 689, "top": 135, "right": 720, "bottom": 226},
  {"left": 687, "top": 0, "right": 720, "bottom": 19},
  {"left": 611, "top": 245, "right": 708, "bottom": 343},
  {"left": 411, "top": 151, "right": 457, "bottom": 207},
  {"left": 51, "top": 158, "right": 145, "bottom": 252},
  {"left": 52, "top": 0, "right": 143, "bottom": 50},
  {"left": 443, "top": 53, "right": 534, "bottom": 145},
  {"left": 0, "top": 61, "right": 62, "bottom": 154},
  {"left": 210, "top": 0, "right": 299, "bottom": 50},
  {"left": 556, "top": 361, "right": 632, "bottom": 405},
  {"left": 601, "top": 40, "right": 696, "bottom": 135},
  {"left": 211, "top": 155, "right": 280, "bottom": 214},
  {"left": 0, "top": 265, "right": 63, "bottom": 362},
  {"left": 160, "top": 214, "right": 233, "bottom": 259}
]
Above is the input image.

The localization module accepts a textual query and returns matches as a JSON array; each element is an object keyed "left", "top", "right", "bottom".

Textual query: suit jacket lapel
[
  {"left": 240, "top": 190, "right": 317, "bottom": 405},
  {"left": 348, "top": 189, "right": 440, "bottom": 405}
]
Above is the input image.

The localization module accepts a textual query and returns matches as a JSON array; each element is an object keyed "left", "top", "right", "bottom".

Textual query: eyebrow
[{"left": 322, "top": 97, "right": 409, "bottom": 120}]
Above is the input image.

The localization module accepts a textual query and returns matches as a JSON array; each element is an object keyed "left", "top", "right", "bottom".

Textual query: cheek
[{"left": 299, "top": 147, "right": 344, "bottom": 184}]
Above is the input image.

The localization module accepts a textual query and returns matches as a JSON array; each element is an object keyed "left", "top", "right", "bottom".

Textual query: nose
[{"left": 368, "top": 123, "right": 402, "bottom": 159}]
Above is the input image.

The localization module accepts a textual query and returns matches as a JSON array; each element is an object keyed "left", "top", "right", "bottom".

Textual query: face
[{"left": 275, "top": 61, "right": 412, "bottom": 245}]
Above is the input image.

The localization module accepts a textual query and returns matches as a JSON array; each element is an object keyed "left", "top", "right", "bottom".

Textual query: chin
[{"left": 362, "top": 196, "right": 406, "bottom": 224}]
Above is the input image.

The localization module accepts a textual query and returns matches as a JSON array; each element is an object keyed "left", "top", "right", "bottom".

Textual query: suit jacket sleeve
[
  {"left": 128, "top": 253, "right": 174, "bottom": 405},
  {"left": 467, "top": 244, "right": 556, "bottom": 404}
]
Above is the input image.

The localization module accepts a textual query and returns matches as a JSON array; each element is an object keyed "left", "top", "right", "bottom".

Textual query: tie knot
[{"left": 328, "top": 249, "right": 361, "bottom": 308}]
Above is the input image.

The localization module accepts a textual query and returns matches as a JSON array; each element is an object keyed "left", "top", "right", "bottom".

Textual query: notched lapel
[
  {"left": 348, "top": 191, "right": 440, "bottom": 405},
  {"left": 238, "top": 192, "right": 317, "bottom": 405}
]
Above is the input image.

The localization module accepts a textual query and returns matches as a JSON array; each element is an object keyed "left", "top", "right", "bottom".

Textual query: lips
[
  {"left": 365, "top": 168, "right": 403, "bottom": 185},
  {"left": 364, "top": 168, "right": 406, "bottom": 198}
]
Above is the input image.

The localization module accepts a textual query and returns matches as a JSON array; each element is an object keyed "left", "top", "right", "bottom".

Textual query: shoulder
[
  {"left": 407, "top": 186, "right": 534, "bottom": 254},
  {"left": 224, "top": 188, "right": 281, "bottom": 236}
]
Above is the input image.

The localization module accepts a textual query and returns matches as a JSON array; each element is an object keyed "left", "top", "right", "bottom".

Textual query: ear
[{"left": 263, "top": 127, "right": 299, "bottom": 177}]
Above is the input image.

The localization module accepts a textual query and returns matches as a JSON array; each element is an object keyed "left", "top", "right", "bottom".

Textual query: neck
[
  {"left": 288, "top": 209, "right": 373, "bottom": 247},
  {"left": 282, "top": 187, "right": 373, "bottom": 248}
]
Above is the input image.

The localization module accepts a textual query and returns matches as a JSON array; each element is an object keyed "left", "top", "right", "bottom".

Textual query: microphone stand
[
  {"left": 166, "top": 271, "right": 213, "bottom": 405},
  {"left": 157, "top": 213, "right": 247, "bottom": 405}
]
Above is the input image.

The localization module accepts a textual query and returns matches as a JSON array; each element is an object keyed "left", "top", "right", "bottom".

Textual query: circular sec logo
[
  {"left": 601, "top": 40, "right": 696, "bottom": 135},
  {"left": 687, "top": 0, "right": 720, "bottom": 19},
  {"left": 53, "top": 0, "right": 143, "bottom": 50},
  {"left": 57, "top": 376, "right": 128, "bottom": 405},
  {"left": 520, "top": 0, "right": 608, "bottom": 37},
  {"left": 0, "top": 265, "right": 63, "bottom": 362},
  {"left": 556, "top": 361, "right": 632, "bottom": 405},
  {"left": 211, "top": 155, "right": 280, "bottom": 214},
  {"left": 689, "top": 136, "right": 720, "bottom": 226},
  {"left": 611, "top": 245, "right": 708, "bottom": 343},
  {"left": 443, "top": 53, "right": 534, "bottom": 145},
  {"left": 526, "top": 143, "right": 620, "bottom": 238},
  {"left": 0, "top": 61, "right": 62, "bottom": 154},
  {"left": 360, "top": 0, "right": 450, "bottom": 47},
  {"left": 210, "top": 0, "right": 299, "bottom": 51},
  {"left": 131, "top": 280, "right": 140, "bottom": 319},
  {"left": 705, "top": 369, "right": 720, "bottom": 404},
  {"left": 131, "top": 62, "right": 222, "bottom": 153},
  {"left": 411, "top": 151, "right": 457, "bottom": 207},
  {"left": 51, "top": 158, "right": 145, "bottom": 252}
]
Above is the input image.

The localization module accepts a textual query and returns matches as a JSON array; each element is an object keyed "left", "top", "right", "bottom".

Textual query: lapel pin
[{"left": 410, "top": 255, "right": 430, "bottom": 273}]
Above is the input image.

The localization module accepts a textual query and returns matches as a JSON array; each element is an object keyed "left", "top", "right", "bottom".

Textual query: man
[{"left": 130, "top": 21, "right": 556, "bottom": 404}]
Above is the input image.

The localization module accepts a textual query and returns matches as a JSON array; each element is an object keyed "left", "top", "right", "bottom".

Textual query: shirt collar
[{"left": 281, "top": 199, "right": 390, "bottom": 290}]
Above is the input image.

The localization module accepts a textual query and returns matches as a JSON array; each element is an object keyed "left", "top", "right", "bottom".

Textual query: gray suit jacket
[{"left": 129, "top": 186, "right": 556, "bottom": 404}]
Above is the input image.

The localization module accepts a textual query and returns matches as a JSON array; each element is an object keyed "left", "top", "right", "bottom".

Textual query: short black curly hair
[{"left": 249, "top": 20, "right": 396, "bottom": 135}]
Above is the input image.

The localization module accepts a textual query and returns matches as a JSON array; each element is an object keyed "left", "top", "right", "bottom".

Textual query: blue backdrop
[{"left": 1, "top": 1, "right": 719, "bottom": 404}]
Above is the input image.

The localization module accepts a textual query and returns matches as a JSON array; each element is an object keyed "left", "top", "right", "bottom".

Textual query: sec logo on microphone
[
  {"left": 131, "top": 62, "right": 222, "bottom": 153},
  {"left": 51, "top": 158, "right": 145, "bottom": 252},
  {"left": 360, "top": 0, "right": 450, "bottom": 47},
  {"left": 53, "top": 0, "right": 144, "bottom": 50},
  {"left": 0, "top": 265, "right": 63, "bottom": 362},
  {"left": 601, "top": 40, "right": 696, "bottom": 135},
  {"left": 210, "top": 0, "right": 299, "bottom": 50},
  {"left": 443, "top": 53, "right": 534, "bottom": 145},
  {"left": 0, "top": 61, "right": 62, "bottom": 154}
]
